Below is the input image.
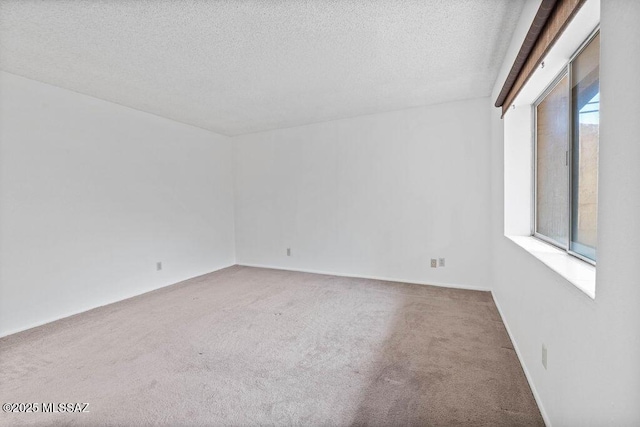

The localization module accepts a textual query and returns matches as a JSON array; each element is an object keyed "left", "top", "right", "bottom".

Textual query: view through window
[{"left": 535, "top": 31, "right": 599, "bottom": 263}]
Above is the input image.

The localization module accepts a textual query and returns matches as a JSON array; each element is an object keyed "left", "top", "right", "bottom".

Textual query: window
[{"left": 534, "top": 31, "right": 599, "bottom": 263}]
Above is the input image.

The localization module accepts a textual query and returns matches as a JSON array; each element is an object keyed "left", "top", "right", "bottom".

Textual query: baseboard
[
  {"left": 237, "top": 262, "right": 491, "bottom": 292},
  {"left": 0, "top": 263, "right": 236, "bottom": 339},
  {"left": 492, "top": 293, "right": 551, "bottom": 427}
]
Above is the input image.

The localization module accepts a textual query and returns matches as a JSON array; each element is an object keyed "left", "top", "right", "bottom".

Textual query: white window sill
[{"left": 506, "top": 235, "right": 596, "bottom": 299}]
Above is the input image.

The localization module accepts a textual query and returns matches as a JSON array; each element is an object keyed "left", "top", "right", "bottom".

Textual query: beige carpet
[{"left": 0, "top": 266, "right": 543, "bottom": 426}]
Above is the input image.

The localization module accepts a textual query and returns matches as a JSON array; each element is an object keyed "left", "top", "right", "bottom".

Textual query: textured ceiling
[{"left": 0, "top": 0, "right": 525, "bottom": 136}]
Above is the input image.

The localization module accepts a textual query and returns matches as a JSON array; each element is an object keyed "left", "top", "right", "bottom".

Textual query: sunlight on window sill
[{"left": 506, "top": 235, "right": 596, "bottom": 299}]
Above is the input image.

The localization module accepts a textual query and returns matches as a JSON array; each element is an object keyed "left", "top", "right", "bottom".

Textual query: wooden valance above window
[{"left": 494, "top": 0, "right": 587, "bottom": 116}]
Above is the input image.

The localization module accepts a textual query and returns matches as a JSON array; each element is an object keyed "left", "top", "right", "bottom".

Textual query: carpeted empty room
[
  {"left": 1, "top": 267, "right": 542, "bottom": 426},
  {"left": 2, "top": 0, "right": 640, "bottom": 426}
]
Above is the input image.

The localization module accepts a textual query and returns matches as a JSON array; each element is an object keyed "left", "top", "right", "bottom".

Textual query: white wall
[
  {"left": 0, "top": 72, "right": 236, "bottom": 337},
  {"left": 490, "top": 1, "right": 640, "bottom": 425},
  {"left": 234, "top": 98, "right": 492, "bottom": 290}
]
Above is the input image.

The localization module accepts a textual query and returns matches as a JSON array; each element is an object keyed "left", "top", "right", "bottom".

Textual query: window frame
[{"left": 531, "top": 27, "right": 600, "bottom": 266}]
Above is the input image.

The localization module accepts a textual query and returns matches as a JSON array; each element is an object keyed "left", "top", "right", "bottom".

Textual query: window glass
[
  {"left": 536, "top": 74, "right": 569, "bottom": 247},
  {"left": 570, "top": 33, "right": 600, "bottom": 261}
]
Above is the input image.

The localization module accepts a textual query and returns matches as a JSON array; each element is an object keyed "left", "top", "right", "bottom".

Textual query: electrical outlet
[
  {"left": 430, "top": 259, "right": 437, "bottom": 268},
  {"left": 287, "top": 248, "right": 291, "bottom": 256},
  {"left": 156, "top": 262, "right": 162, "bottom": 271},
  {"left": 542, "top": 344, "right": 548, "bottom": 370},
  {"left": 439, "top": 258, "right": 445, "bottom": 267}
]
